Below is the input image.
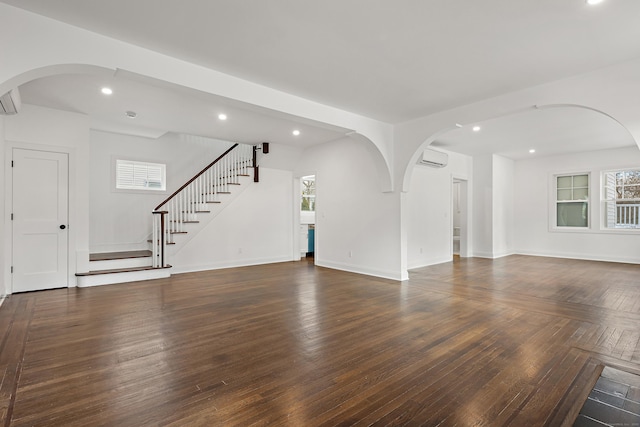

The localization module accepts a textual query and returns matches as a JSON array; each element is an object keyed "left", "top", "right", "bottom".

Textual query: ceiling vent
[
  {"left": 0, "top": 88, "right": 21, "bottom": 115},
  {"left": 418, "top": 148, "right": 448, "bottom": 168}
]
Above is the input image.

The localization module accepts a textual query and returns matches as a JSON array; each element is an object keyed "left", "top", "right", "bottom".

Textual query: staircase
[{"left": 76, "top": 142, "right": 262, "bottom": 287}]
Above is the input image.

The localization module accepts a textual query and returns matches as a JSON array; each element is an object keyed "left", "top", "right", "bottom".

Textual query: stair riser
[
  {"left": 77, "top": 268, "right": 171, "bottom": 287},
  {"left": 89, "top": 257, "right": 153, "bottom": 270}
]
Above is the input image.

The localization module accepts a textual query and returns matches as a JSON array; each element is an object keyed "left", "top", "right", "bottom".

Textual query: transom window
[
  {"left": 555, "top": 173, "right": 589, "bottom": 228},
  {"left": 116, "top": 159, "right": 166, "bottom": 191},
  {"left": 603, "top": 169, "right": 640, "bottom": 229}
]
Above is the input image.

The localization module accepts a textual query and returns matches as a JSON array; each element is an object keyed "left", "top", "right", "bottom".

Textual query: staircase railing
[{"left": 151, "top": 143, "right": 255, "bottom": 267}]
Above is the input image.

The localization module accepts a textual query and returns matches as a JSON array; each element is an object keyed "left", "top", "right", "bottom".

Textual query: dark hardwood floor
[{"left": 1, "top": 255, "right": 639, "bottom": 426}]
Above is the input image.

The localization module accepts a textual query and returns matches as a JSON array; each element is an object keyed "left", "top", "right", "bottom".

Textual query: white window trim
[
  {"left": 112, "top": 156, "right": 168, "bottom": 195},
  {"left": 600, "top": 167, "right": 640, "bottom": 233},
  {"left": 549, "top": 172, "right": 591, "bottom": 232}
]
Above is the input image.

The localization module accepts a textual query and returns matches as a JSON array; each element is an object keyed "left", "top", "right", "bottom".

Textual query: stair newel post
[
  {"left": 152, "top": 211, "right": 168, "bottom": 268},
  {"left": 253, "top": 145, "right": 259, "bottom": 182}
]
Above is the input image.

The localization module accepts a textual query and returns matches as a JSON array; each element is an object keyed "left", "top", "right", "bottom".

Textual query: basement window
[{"left": 115, "top": 159, "right": 166, "bottom": 191}]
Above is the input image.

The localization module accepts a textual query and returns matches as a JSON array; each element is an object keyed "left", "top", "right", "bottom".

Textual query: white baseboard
[
  {"left": 408, "top": 255, "right": 452, "bottom": 270},
  {"left": 315, "top": 260, "right": 408, "bottom": 281},
  {"left": 170, "top": 255, "right": 295, "bottom": 275},
  {"left": 513, "top": 249, "right": 640, "bottom": 265},
  {"left": 473, "top": 251, "right": 514, "bottom": 259}
]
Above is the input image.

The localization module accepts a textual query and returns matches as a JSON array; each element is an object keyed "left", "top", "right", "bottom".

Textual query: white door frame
[
  {"left": 452, "top": 176, "right": 471, "bottom": 258},
  {"left": 292, "top": 171, "right": 318, "bottom": 263},
  {"left": 5, "top": 141, "right": 77, "bottom": 293}
]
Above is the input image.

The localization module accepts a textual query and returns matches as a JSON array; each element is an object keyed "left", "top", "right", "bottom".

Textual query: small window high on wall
[
  {"left": 555, "top": 173, "right": 589, "bottom": 228},
  {"left": 116, "top": 159, "right": 166, "bottom": 191},
  {"left": 603, "top": 169, "right": 640, "bottom": 229}
]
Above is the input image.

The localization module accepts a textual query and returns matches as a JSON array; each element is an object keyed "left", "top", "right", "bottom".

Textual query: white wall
[
  {"left": 514, "top": 146, "right": 640, "bottom": 263},
  {"left": 89, "top": 131, "right": 233, "bottom": 253},
  {"left": 170, "top": 167, "right": 295, "bottom": 272},
  {"left": 407, "top": 149, "right": 473, "bottom": 269},
  {"left": 296, "top": 137, "right": 405, "bottom": 280},
  {"left": 3, "top": 104, "right": 90, "bottom": 285},
  {"left": 0, "top": 116, "right": 5, "bottom": 296},
  {"left": 471, "top": 154, "right": 515, "bottom": 258},
  {"left": 472, "top": 155, "right": 494, "bottom": 257},
  {"left": 492, "top": 155, "right": 515, "bottom": 257}
]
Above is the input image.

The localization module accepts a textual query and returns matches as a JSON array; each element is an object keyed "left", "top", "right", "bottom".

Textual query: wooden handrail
[{"left": 155, "top": 143, "right": 239, "bottom": 210}]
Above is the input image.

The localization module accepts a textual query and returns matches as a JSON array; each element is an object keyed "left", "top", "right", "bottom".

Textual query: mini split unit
[
  {"left": 418, "top": 148, "right": 448, "bottom": 168},
  {"left": 0, "top": 88, "right": 21, "bottom": 115}
]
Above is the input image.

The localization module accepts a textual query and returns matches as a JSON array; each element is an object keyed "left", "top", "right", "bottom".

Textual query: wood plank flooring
[{"left": 1, "top": 255, "right": 639, "bottom": 426}]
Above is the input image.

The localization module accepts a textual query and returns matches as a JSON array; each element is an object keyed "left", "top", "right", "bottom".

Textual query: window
[
  {"left": 555, "top": 173, "right": 589, "bottom": 228},
  {"left": 116, "top": 159, "right": 166, "bottom": 191},
  {"left": 301, "top": 176, "right": 315, "bottom": 211},
  {"left": 603, "top": 169, "right": 640, "bottom": 229}
]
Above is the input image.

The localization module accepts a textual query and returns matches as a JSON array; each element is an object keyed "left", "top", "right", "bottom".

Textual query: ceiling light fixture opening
[
  {"left": 472, "top": 126, "right": 481, "bottom": 132},
  {"left": 529, "top": 149, "right": 536, "bottom": 154},
  {"left": 218, "top": 113, "right": 227, "bottom": 120},
  {"left": 125, "top": 111, "right": 137, "bottom": 119},
  {"left": 101, "top": 87, "right": 113, "bottom": 95},
  {"left": 292, "top": 130, "right": 301, "bottom": 136},
  {"left": 586, "top": 0, "right": 605, "bottom": 5}
]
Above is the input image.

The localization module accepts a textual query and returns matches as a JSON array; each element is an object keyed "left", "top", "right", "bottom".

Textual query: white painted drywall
[
  {"left": 3, "top": 104, "right": 90, "bottom": 286},
  {"left": 170, "top": 167, "right": 294, "bottom": 272},
  {"left": 89, "top": 130, "right": 233, "bottom": 253},
  {"left": 514, "top": 146, "right": 640, "bottom": 263},
  {"left": 492, "top": 155, "right": 515, "bottom": 257},
  {"left": 296, "top": 137, "right": 405, "bottom": 280},
  {"left": 472, "top": 155, "right": 494, "bottom": 258},
  {"left": 0, "top": 116, "right": 5, "bottom": 296},
  {"left": 407, "top": 149, "right": 473, "bottom": 269}
]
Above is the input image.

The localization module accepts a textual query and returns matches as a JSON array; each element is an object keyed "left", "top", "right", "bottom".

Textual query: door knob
[{"left": 60, "top": 225, "right": 66, "bottom": 230}]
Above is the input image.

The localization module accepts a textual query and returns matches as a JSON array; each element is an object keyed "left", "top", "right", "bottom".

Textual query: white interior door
[{"left": 12, "top": 148, "right": 69, "bottom": 292}]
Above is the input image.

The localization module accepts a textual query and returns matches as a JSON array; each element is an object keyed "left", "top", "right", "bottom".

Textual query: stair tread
[
  {"left": 147, "top": 240, "right": 176, "bottom": 245},
  {"left": 76, "top": 265, "right": 172, "bottom": 276},
  {"left": 90, "top": 250, "right": 152, "bottom": 261}
]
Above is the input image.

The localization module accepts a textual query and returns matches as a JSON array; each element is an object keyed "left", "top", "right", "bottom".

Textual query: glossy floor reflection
[{"left": 1, "top": 255, "right": 639, "bottom": 426}]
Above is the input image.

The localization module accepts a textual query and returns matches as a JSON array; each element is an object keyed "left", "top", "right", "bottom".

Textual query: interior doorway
[
  {"left": 452, "top": 178, "right": 469, "bottom": 257},
  {"left": 12, "top": 148, "right": 69, "bottom": 292},
  {"left": 299, "top": 175, "right": 316, "bottom": 260}
]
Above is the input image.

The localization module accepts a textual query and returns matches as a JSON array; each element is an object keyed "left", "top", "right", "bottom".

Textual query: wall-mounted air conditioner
[
  {"left": 418, "top": 148, "right": 448, "bottom": 168},
  {"left": 0, "top": 88, "right": 21, "bottom": 115}
]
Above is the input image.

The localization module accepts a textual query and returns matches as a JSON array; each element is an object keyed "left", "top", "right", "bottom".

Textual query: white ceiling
[
  {"left": 432, "top": 106, "right": 636, "bottom": 160},
  {"left": 4, "top": 0, "right": 640, "bottom": 157},
  {"left": 18, "top": 71, "right": 351, "bottom": 147}
]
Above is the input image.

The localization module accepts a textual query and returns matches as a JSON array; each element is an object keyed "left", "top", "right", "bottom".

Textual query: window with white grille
[
  {"left": 555, "top": 173, "right": 589, "bottom": 228},
  {"left": 602, "top": 169, "right": 640, "bottom": 229},
  {"left": 115, "top": 159, "right": 166, "bottom": 191}
]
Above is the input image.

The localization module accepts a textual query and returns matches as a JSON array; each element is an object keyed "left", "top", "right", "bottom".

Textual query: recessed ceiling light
[
  {"left": 125, "top": 111, "right": 137, "bottom": 119},
  {"left": 586, "top": 0, "right": 604, "bottom": 5},
  {"left": 472, "top": 126, "right": 481, "bottom": 132},
  {"left": 529, "top": 149, "right": 536, "bottom": 154},
  {"left": 101, "top": 87, "right": 113, "bottom": 95},
  {"left": 218, "top": 113, "right": 227, "bottom": 120},
  {"left": 292, "top": 130, "right": 301, "bottom": 136}
]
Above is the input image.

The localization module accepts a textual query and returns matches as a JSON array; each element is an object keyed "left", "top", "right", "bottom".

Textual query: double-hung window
[
  {"left": 555, "top": 173, "right": 589, "bottom": 228},
  {"left": 602, "top": 169, "right": 640, "bottom": 229}
]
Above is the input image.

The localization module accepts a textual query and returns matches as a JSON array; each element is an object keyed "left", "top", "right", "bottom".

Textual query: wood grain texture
[{"left": 1, "top": 255, "right": 639, "bottom": 426}]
